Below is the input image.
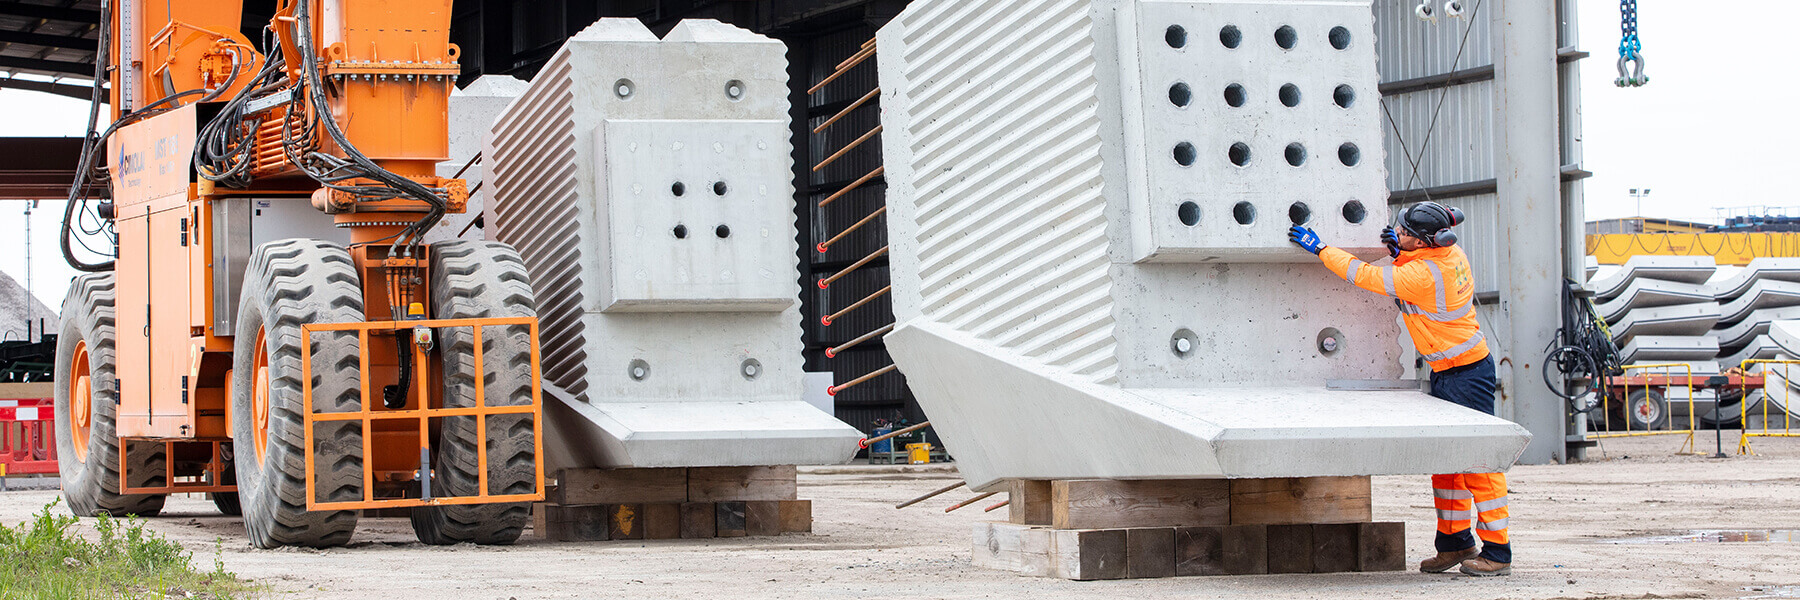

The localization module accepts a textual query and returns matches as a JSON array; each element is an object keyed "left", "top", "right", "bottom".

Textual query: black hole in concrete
[
  {"left": 1342, "top": 200, "right": 1367, "bottom": 223},
  {"left": 713, "top": 181, "right": 728, "bottom": 196},
  {"left": 1285, "top": 143, "right": 1307, "bottom": 166},
  {"left": 1279, "top": 83, "right": 1301, "bottom": 107},
  {"left": 1334, "top": 84, "right": 1356, "bottom": 108},
  {"left": 1224, "top": 83, "right": 1246, "bottom": 107},
  {"left": 1220, "top": 25, "right": 1242, "bottom": 48},
  {"left": 1289, "top": 201, "right": 1312, "bottom": 225},
  {"left": 1233, "top": 201, "right": 1256, "bottom": 225},
  {"left": 1275, "top": 25, "right": 1298, "bottom": 49},
  {"left": 1330, "top": 26, "right": 1352, "bottom": 50},
  {"left": 1174, "top": 142, "right": 1197, "bottom": 166},
  {"left": 672, "top": 182, "right": 686, "bottom": 196},
  {"left": 1178, "top": 201, "right": 1201, "bottom": 226},
  {"left": 1229, "top": 142, "right": 1252, "bottom": 167},
  {"left": 1166, "top": 25, "right": 1187, "bottom": 48},
  {"left": 1339, "top": 143, "right": 1362, "bottom": 166},
  {"left": 716, "top": 224, "right": 731, "bottom": 238},
  {"left": 725, "top": 79, "right": 746, "bottom": 100},
  {"left": 673, "top": 224, "right": 688, "bottom": 239},
  {"left": 1170, "top": 82, "right": 1192, "bottom": 107}
]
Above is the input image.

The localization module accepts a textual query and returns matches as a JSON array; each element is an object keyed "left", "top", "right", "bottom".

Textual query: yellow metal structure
[
  {"left": 1735, "top": 360, "right": 1800, "bottom": 456},
  {"left": 1587, "top": 232, "right": 1800, "bottom": 266},
  {"left": 1590, "top": 363, "right": 1698, "bottom": 455}
]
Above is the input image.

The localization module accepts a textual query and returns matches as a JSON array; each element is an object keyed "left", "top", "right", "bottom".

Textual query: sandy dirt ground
[{"left": 5, "top": 434, "right": 1800, "bottom": 599}]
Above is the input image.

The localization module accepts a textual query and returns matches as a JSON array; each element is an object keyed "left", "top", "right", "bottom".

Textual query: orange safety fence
[
  {"left": 0, "top": 398, "right": 58, "bottom": 476},
  {"left": 1592, "top": 363, "right": 1699, "bottom": 454},
  {"left": 300, "top": 317, "right": 546, "bottom": 511}
]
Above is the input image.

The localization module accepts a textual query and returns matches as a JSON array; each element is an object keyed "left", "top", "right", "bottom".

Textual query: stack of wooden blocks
[
  {"left": 533, "top": 465, "right": 813, "bottom": 541},
  {"left": 974, "top": 476, "right": 1406, "bottom": 580}
]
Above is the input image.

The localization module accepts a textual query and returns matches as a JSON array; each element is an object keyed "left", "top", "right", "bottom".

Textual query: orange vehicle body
[{"left": 94, "top": 0, "right": 540, "bottom": 508}]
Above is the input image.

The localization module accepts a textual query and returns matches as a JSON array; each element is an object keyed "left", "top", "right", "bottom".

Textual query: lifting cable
[{"left": 1383, "top": 0, "right": 1485, "bottom": 210}]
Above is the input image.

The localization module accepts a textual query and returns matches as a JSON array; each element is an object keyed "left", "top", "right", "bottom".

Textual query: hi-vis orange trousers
[{"left": 1432, "top": 472, "right": 1511, "bottom": 563}]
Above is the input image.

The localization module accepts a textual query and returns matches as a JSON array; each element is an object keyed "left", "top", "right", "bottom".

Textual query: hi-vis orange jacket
[{"left": 1318, "top": 244, "right": 1490, "bottom": 371}]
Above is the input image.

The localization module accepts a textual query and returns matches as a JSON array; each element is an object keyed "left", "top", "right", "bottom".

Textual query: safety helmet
[{"left": 1399, "top": 201, "right": 1466, "bottom": 247}]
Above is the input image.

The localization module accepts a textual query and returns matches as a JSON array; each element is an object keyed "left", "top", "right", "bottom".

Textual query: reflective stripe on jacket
[{"left": 1317, "top": 244, "right": 1490, "bottom": 371}]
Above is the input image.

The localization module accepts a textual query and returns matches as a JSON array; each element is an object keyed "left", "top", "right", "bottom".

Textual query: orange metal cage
[
  {"left": 301, "top": 316, "right": 546, "bottom": 511},
  {"left": 120, "top": 438, "right": 235, "bottom": 495}
]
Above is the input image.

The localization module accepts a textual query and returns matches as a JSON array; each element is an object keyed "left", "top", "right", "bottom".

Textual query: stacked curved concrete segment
[
  {"left": 875, "top": 0, "right": 1529, "bottom": 491},
  {"left": 483, "top": 19, "right": 862, "bottom": 472}
]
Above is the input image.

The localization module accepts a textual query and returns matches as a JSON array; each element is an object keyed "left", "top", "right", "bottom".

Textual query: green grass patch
[{"left": 0, "top": 500, "right": 258, "bottom": 599}]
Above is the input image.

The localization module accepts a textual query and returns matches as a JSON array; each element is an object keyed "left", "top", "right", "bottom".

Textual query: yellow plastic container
[{"left": 906, "top": 443, "right": 932, "bottom": 465}]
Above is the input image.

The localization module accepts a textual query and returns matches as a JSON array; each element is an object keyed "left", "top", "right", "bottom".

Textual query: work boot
[
  {"left": 1459, "top": 557, "right": 1512, "bottom": 577},
  {"left": 1418, "top": 548, "right": 1478, "bottom": 573}
]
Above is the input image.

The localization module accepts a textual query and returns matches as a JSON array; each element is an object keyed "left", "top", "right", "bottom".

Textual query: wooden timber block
[
  {"left": 1050, "top": 479, "right": 1228, "bottom": 530},
  {"left": 1228, "top": 476, "right": 1372, "bottom": 526},
  {"left": 745, "top": 501, "right": 782, "bottom": 536},
  {"left": 555, "top": 468, "right": 688, "bottom": 505},
  {"left": 688, "top": 466, "right": 798, "bottom": 502},
  {"left": 778, "top": 500, "right": 813, "bottom": 533},
  {"left": 680, "top": 502, "right": 716, "bottom": 539},
  {"left": 644, "top": 503, "right": 681, "bottom": 540},
  {"left": 1175, "top": 525, "right": 1267, "bottom": 576},
  {"left": 609, "top": 504, "right": 645, "bottom": 540},
  {"left": 1357, "top": 522, "right": 1406, "bottom": 572},
  {"left": 1311, "top": 523, "right": 1360, "bottom": 573},
  {"left": 716, "top": 501, "right": 748, "bottom": 537},
  {"left": 531, "top": 503, "right": 547, "bottom": 537},
  {"left": 1266, "top": 524, "right": 1314, "bottom": 574},
  {"left": 1008, "top": 480, "right": 1052, "bottom": 525},
  {"left": 1050, "top": 529, "right": 1129, "bottom": 581},
  {"left": 972, "top": 521, "right": 1054, "bottom": 578},
  {"left": 1125, "top": 528, "right": 1176, "bottom": 579},
  {"left": 538, "top": 504, "right": 610, "bottom": 542}
]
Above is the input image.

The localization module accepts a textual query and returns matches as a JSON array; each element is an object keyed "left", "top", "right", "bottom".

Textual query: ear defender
[{"left": 1433, "top": 229, "right": 1458, "bottom": 247}]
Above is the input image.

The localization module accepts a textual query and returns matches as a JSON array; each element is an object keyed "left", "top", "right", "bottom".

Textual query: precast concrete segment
[
  {"left": 1617, "top": 336, "right": 1719, "bottom": 365},
  {"left": 484, "top": 19, "right": 861, "bottom": 471},
  {"left": 1706, "top": 258, "right": 1800, "bottom": 301},
  {"left": 875, "top": 0, "right": 1528, "bottom": 490},
  {"left": 431, "top": 76, "right": 528, "bottom": 244},
  {"left": 1720, "top": 335, "right": 1781, "bottom": 370},
  {"left": 1609, "top": 303, "right": 1721, "bottom": 345},
  {"left": 1718, "top": 281, "right": 1800, "bottom": 325},
  {"left": 1717, "top": 307, "right": 1800, "bottom": 351},
  {"left": 1594, "top": 279, "right": 1716, "bottom": 324},
  {"left": 1587, "top": 256, "right": 1718, "bottom": 300}
]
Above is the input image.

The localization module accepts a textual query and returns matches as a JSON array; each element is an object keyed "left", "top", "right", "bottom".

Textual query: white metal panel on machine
[
  {"left": 877, "top": 0, "right": 1529, "bottom": 491},
  {"left": 486, "top": 18, "right": 861, "bottom": 471}
]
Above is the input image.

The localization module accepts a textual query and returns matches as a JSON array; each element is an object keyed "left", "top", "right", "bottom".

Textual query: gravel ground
[{"left": 4, "top": 434, "right": 1798, "bottom": 599}]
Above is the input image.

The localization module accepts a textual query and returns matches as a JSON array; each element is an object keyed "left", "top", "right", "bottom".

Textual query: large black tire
[
  {"left": 52, "top": 273, "right": 167, "bottom": 517},
  {"left": 212, "top": 445, "right": 241, "bottom": 516},
  {"left": 1612, "top": 388, "right": 1671, "bottom": 431},
  {"left": 230, "top": 240, "right": 364, "bottom": 548},
  {"left": 410, "top": 241, "right": 538, "bottom": 545}
]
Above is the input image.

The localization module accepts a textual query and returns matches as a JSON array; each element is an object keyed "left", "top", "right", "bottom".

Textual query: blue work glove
[
  {"left": 1288, "top": 225, "right": 1326, "bottom": 255},
  {"left": 1380, "top": 226, "right": 1401, "bottom": 258}
]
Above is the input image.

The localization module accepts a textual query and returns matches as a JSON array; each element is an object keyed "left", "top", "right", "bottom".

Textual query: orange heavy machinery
[{"left": 52, "top": 0, "right": 543, "bottom": 548}]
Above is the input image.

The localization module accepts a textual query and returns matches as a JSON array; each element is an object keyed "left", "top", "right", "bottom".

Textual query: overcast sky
[{"left": 0, "top": 2, "right": 1791, "bottom": 311}]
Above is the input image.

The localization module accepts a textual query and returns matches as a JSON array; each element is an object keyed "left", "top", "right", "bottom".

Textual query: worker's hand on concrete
[
  {"left": 1381, "top": 226, "right": 1401, "bottom": 258},
  {"left": 1288, "top": 225, "right": 1326, "bottom": 255}
]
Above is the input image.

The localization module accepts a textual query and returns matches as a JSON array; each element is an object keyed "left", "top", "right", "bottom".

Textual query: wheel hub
[
  {"left": 68, "top": 340, "right": 92, "bottom": 463},
  {"left": 252, "top": 326, "right": 272, "bottom": 463}
]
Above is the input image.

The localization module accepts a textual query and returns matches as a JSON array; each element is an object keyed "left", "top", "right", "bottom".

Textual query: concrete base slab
[
  {"left": 887, "top": 323, "right": 1530, "bottom": 491},
  {"left": 543, "top": 382, "right": 862, "bottom": 472}
]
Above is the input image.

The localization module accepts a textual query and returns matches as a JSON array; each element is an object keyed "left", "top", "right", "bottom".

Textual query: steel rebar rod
[
  {"left": 822, "top": 286, "right": 890, "bottom": 326},
  {"left": 818, "top": 166, "right": 884, "bottom": 209},
  {"left": 983, "top": 500, "right": 1010, "bottom": 513},
  {"left": 895, "top": 480, "right": 964, "bottom": 509},
  {"left": 808, "top": 47, "right": 875, "bottom": 95},
  {"left": 812, "top": 125, "right": 883, "bottom": 172},
  {"left": 828, "top": 364, "right": 896, "bottom": 396},
  {"left": 859, "top": 419, "right": 931, "bottom": 448},
  {"left": 827, "top": 323, "right": 895, "bottom": 358},
  {"left": 835, "top": 43, "right": 877, "bottom": 73},
  {"left": 945, "top": 491, "right": 1000, "bottom": 513},
  {"left": 818, "top": 205, "right": 886, "bottom": 253},
  {"left": 812, "top": 88, "right": 880, "bottom": 134},
  {"left": 818, "top": 246, "right": 887, "bottom": 289}
]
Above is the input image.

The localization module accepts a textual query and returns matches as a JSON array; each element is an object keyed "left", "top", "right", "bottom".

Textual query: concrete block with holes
[
  {"left": 484, "top": 18, "right": 861, "bottom": 471},
  {"left": 875, "top": 0, "right": 1530, "bottom": 491}
]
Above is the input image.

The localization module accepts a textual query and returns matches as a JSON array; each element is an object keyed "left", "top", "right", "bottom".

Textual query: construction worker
[{"left": 1287, "top": 201, "right": 1512, "bottom": 577}]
